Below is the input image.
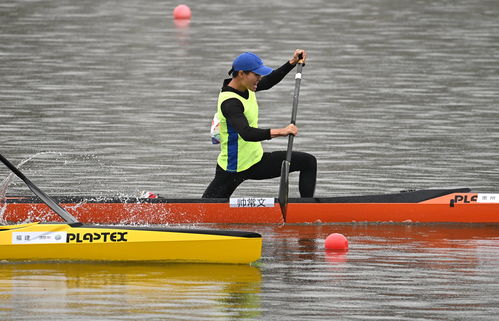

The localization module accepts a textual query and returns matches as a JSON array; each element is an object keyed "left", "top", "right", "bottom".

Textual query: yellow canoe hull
[{"left": 0, "top": 223, "right": 262, "bottom": 264}]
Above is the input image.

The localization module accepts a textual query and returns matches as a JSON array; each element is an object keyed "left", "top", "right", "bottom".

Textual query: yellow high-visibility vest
[{"left": 216, "top": 90, "right": 263, "bottom": 172}]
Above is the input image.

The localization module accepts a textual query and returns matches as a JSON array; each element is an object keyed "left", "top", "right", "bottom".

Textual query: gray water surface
[{"left": 1, "top": 0, "right": 498, "bottom": 320}]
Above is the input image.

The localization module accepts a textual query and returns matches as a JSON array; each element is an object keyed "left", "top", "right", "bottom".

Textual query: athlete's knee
[
  {"left": 307, "top": 153, "right": 317, "bottom": 168},
  {"left": 300, "top": 152, "right": 317, "bottom": 170},
  {"left": 291, "top": 152, "right": 317, "bottom": 172}
]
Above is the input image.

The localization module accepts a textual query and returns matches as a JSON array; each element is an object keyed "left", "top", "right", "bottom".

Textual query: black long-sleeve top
[{"left": 220, "top": 61, "right": 296, "bottom": 142}]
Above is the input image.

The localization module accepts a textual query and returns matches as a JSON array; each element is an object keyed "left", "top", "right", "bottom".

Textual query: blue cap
[{"left": 232, "top": 52, "right": 273, "bottom": 76}]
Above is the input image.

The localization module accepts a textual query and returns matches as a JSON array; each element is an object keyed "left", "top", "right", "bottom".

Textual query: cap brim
[{"left": 252, "top": 65, "right": 273, "bottom": 76}]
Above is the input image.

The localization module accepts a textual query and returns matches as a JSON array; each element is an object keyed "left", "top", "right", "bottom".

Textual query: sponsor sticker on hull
[
  {"left": 12, "top": 232, "right": 67, "bottom": 244},
  {"left": 477, "top": 193, "right": 499, "bottom": 203},
  {"left": 11, "top": 231, "right": 129, "bottom": 244},
  {"left": 230, "top": 197, "right": 275, "bottom": 208}
]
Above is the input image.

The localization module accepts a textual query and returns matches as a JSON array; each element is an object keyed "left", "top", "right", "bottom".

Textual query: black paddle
[
  {"left": 278, "top": 55, "right": 304, "bottom": 221},
  {"left": 0, "top": 153, "right": 80, "bottom": 224}
]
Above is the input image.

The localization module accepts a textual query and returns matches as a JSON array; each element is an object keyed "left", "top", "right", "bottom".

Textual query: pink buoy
[
  {"left": 173, "top": 4, "right": 192, "bottom": 20},
  {"left": 325, "top": 233, "right": 348, "bottom": 250}
]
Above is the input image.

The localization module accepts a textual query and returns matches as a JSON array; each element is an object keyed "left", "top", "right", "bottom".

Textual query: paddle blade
[
  {"left": 0, "top": 153, "right": 79, "bottom": 224},
  {"left": 278, "top": 160, "right": 290, "bottom": 221}
]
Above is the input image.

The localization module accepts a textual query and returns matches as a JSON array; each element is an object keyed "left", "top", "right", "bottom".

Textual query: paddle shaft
[
  {"left": 285, "top": 62, "right": 303, "bottom": 162},
  {"left": 0, "top": 153, "right": 79, "bottom": 224},
  {"left": 278, "top": 60, "right": 304, "bottom": 220}
]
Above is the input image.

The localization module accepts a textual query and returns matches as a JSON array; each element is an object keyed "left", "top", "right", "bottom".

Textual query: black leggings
[{"left": 202, "top": 151, "right": 317, "bottom": 198}]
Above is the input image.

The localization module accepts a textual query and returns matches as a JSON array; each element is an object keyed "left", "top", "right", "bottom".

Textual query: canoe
[
  {"left": 0, "top": 222, "right": 262, "bottom": 263},
  {"left": 4, "top": 187, "right": 499, "bottom": 224},
  {"left": 0, "top": 153, "right": 262, "bottom": 264}
]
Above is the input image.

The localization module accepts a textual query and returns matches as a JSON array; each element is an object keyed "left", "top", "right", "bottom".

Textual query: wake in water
[
  {"left": 0, "top": 179, "right": 9, "bottom": 224},
  {"left": 0, "top": 152, "right": 64, "bottom": 223},
  {"left": 0, "top": 151, "right": 156, "bottom": 224}
]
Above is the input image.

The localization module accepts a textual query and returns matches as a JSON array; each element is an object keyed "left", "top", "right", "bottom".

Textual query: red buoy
[
  {"left": 173, "top": 4, "right": 192, "bottom": 20},
  {"left": 325, "top": 233, "right": 348, "bottom": 250}
]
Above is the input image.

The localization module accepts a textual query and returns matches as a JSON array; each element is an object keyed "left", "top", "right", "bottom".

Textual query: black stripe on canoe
[
  {"left": 295, "top": 188, "right": 471, "bottom": 203},
  {"left": 6, "top": 188, "right": 471, "bottom": 204},
  {"left": 1, "top": 222, "right": 261, "bottom": 238},
  {"left": 79, "top": 225, "right": 262, "bottom": 238},
  {"left": 78, "top": 225, "right": 261, "bottom": 238}
]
